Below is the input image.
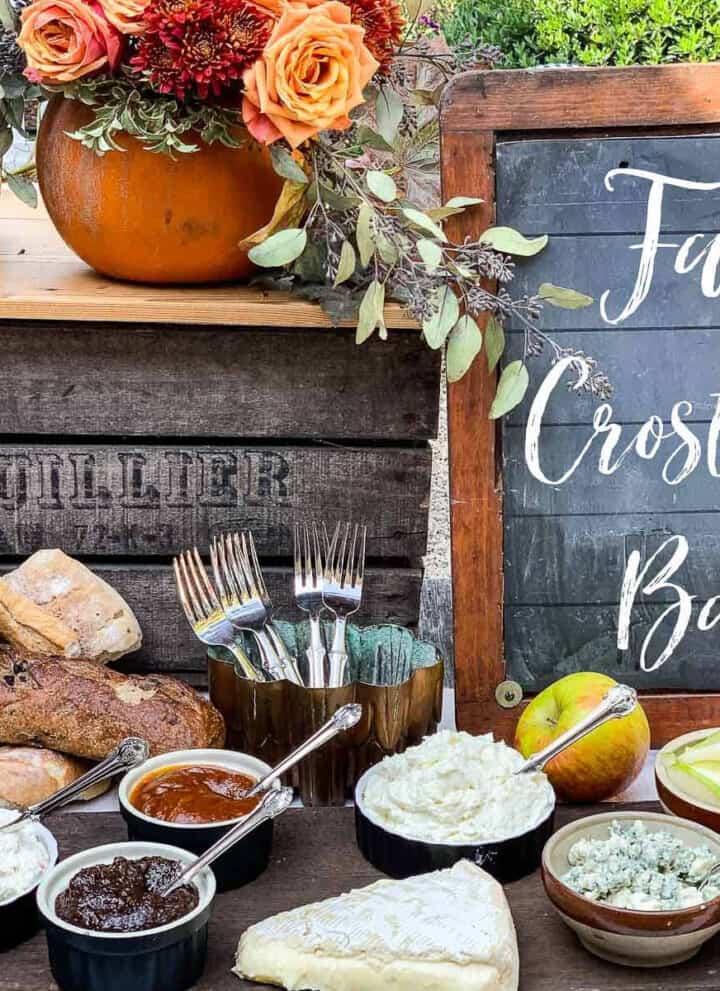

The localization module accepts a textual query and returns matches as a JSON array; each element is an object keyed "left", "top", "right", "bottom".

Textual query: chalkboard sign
[{"left": 440, "top": 62, "right": 720, "bottom": 744}]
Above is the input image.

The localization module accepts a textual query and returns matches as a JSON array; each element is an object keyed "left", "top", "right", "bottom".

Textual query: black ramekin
[
  {"left": 119, "top": 749, "right": 278, "bottom": 893},
  {"left": 354, "top": 765, "right": 556, "bottom": 883},
  {"left": 36, "top": 840, "right": 216, "bottom": 991},
  {"left": 0, "top": 813, "right": 58, "bottom": 952}
]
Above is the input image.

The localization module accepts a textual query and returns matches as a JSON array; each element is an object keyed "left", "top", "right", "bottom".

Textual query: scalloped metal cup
[{"left": 208, "top": 622, "right": 443, "bottom": 806}]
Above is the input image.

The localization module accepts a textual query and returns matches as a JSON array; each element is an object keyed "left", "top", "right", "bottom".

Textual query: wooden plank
[
  {"left": 418, "top": 575, "right": 454, "bottom": 685},
  {"left": 0, "top": 322, "right": 439, "bottom": 441},
  {"left": 0, "top": 444, "right": 430, "bottom": 559},
  {"left": 497, "top": 135, "right": 720, "bottom": 235},
  {"left": 505, "top": 514, "right": 720, "bottom": 604},
  {"left": 0, "top": 562, "right": 421, "bottom": 677},
  {"left": 0, "top": 198, "right": 415, "bottom": 328},
  {"left": 506, "top": 329, "right": 720, "bottom": 425},
  {"left": 505, "top": 602, "right": 720, "bottom": 693},
  {"left": 7, "top": 803, "right": 720, "bottom": 991},
  {"left": 441, "top": 63, "right": 720, "bottom": 133}
]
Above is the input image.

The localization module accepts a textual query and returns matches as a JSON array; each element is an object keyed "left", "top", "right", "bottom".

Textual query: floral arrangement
[{"left": 0, "top": 0, "right": 611, "bottom": 411}]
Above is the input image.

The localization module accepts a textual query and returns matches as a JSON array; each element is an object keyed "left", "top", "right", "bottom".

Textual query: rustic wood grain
[
  {"left": 0, "top": 443, "right": 430, "bottom": 558},
  {"left": 0, "top": 199, "right": 414, "bottom": 328},
  {"left": 5, "top": 803, "right": 720, "bottom": 990},
  {"left": 443, "top": 62, "right": 720, "bottom": 745},
  {"left": 0, "top": 321, "right": 439, "bottom": 440},
  {"left": 0, "top": 562, "right": 423, "bottom": 679}
]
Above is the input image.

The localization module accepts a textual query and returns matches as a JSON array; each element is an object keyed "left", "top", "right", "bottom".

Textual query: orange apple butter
[{"left": 130, "top": 764, "right": 261, "bottom": 824}]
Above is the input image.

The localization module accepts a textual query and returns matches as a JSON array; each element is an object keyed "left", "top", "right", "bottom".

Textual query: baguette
[
  {"left": 0, "top": 746, "right": 110, "bottom": 809},
  {"left": 0, "top": 648, "right": 225, "bottom": 759},
  {"left": 0, "top": 583, "right": 81, "bottom": 658}
]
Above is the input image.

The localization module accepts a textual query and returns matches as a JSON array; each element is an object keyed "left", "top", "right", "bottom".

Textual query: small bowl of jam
[
  {"left": 35, "top": 840, "right": 216, "bottom": 991},
  {"left": 119, "top": 749, "right": 281, "bottom": 892}
]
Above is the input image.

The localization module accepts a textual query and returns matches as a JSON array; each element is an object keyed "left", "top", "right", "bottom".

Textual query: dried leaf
[
  {"left": 270, "top": 145, "right": 308, "bottom": 184},
  {"left": 401, "top": 207, "right": 447, "bottom": 242},
  {"left": 248, "top": 228, "right": 307, "bottom": 267},
  {"left": 238, "top": 179, "right": 307, "bottom": 250},
  {"left": 356, "top": 202, "right": 375, "bottom": 267},
  {"left": 367, "top": 170, "right": 397, "bottom": 203},
  {"left": 355, "top": 126, "right": 394, "bottom": 153},
  {"left": 538, "top": 283, "right": 593, "bottom": 309},
  {"left": 480, "top": 226, "right": 548, "bottom": 256},
  {"left": 422, "top": 286, "right": 459, "bottom": 349},
  {"left": 334, "top": 240, "right": 356, "bottom": 287},
  {"left": 485, "top": 316, "right": 505, "bottom": 373},
  {"left": 447, "top": 315, "right": 483, "bottom": 382},
  {"left": 417, "top": 238, "right": 442, "bottom": 272},
  {"left": 356, "top": 280, "right": 385, "bottom": 344},
  {"left": 5, "top": 173, "right": 37, "bottom": 209},
  {"left": 489, "top": 360, "right": 529, "bottom": 419}
]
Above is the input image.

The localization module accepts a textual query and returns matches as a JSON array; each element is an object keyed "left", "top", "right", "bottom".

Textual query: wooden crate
[{"left": 0, "top": 199, "right": 438, "bottom": 685}]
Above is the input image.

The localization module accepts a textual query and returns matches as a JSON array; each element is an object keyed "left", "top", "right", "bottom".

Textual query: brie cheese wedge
[{"left": 233, "top": 859, "right": 519, "bottom": 991}]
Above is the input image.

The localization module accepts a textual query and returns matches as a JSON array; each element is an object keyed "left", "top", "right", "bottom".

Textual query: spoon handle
[
  {"left": 515, "top": 685, "right": 637, "bottom": 775},
  {"left": 247, "top": 703, "right": 362, "bottom": 797},
  {"left": 163, "top": 787, "right": 294, "bottom": 897}
]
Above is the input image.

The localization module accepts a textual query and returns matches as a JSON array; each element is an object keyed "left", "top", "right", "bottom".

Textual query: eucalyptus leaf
[
  {"left": 401, "top": 207, "right": 446, "bottom": 242},
  {"left": 480, "top": 226, "right": 548, "bottom": 257},
  {"left": 248, "top": 228, "right": 307, "bottom": 267},
  {"left": 409, "top": 89, "right": 438, "bottom": 108},
  {"left": 489, "top": 360, "right": 529, "bottom": 419},
  {"left": 376, "top": 88, "right": 403, "bottom": 145},
  {"left": 538, "top": 283, "right": 593, "bottom": 309},
  {"left": 367, "top": 170, "right": 397, "bottom": 203},
  {"left": 446, "top": 196, "right": 483, "bottom": 208},
  {"left": 485, "top": 316, "right": 505, "bottom": 373},
  {"left": 422, "top": 287, "right": 459, "bottom": 349},
  {"left": 417, "top": 238, "right": 442, "bottom": 272},
  {"left": 0, "top": 0, "right": 17, "bottom": 32},
  {"left": 334, "top": 240, "right": 356, "bottom": 287},
  {"left": 0, "top": 127, "right": 12, "bottom": 159},
  {"left": 447, "top": 315, "right": 483, "bottom": 382},
  {"left": 376, "top": 234, "right": 398, "bottom": 265},
  {"left": 356, "top": 280, "right": 385, "bottom": 344},
  {"left": 356, "top": 202, "right": 375, "bottom": 267},
  {"left": 317, "top": 185, "right": 361, "bottom": 211},
  {"left": 5, "top": 173, "right": 37, "bottom": 208},
  {"left": 355, "top": 126, "right": 393, "bottom": 153},
  {"left": 270, "top": 146, "right": 308, "bottom": 184}
]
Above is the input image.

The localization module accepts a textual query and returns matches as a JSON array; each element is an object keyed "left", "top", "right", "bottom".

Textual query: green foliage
[{"left": 441, "top": 0, "right": 720, "bottom": 67}]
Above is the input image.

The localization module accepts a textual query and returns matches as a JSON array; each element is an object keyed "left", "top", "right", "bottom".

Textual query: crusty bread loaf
[
  {"left": 0, "top": 746, "right": 110, "bottom": 809},
  {"left": 0, "top": 648, "right": 225, "bottom": 759},
  {"left": 0, "top": 549, "right": 142, "bottom": 662}
]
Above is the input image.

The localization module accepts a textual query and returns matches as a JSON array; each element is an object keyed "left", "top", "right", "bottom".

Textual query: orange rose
[
  {"left": 96, "top": 0, "right": 148, "bottom": 35},
  {"left": 242, "top": 0, "right": 379, "bottom": 149},
  {"left": 19, "top": 0, "right": 123, "bottom": 83}
]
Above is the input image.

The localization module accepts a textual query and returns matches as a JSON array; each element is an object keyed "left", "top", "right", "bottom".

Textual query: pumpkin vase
[{"left": 36, "top": 97, "right": 285, "bottom": 284}]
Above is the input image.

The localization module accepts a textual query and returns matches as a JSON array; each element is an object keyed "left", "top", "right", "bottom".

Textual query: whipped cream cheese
[
  {"left": 0, "top": 813, "right": 51, "bottom": 903},
  {"left": 361, "top": 731, "right": 555, "bottom": 844}
]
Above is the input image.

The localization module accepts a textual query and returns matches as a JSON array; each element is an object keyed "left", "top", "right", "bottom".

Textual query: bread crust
[
  {"left": 0, "top": 583, "right": 81, "bottom": 658},
  {"left": 0, "top": 649, "right": 226, "bottom": 759},
  {"left": 0, "top": 746, "right": 110, "bottom": 808}
]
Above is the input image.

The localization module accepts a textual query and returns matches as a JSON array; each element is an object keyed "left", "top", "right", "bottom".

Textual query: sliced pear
[{"left": 670, "top": 760, "right": 720, "bottom": 807}]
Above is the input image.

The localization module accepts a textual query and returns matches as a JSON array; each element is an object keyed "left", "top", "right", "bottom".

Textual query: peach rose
[
  {"left": 242, "top": 0, "right": 379, "bottom": 149},
  {"left": 19, "top": 0, "right": 123, "bottom": 83},
  {"left": 96, "top": 0, "right": 148, "bottom": 35}
]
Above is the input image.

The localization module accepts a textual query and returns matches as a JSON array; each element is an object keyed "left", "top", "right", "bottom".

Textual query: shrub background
[{"left": 441, "top": 0, "right": 720, "bottom": 67}]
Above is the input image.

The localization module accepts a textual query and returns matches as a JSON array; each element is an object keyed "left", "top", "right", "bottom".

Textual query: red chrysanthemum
[
  {"left": 131, "top": 0, "right": 272, "bottom": 100},
  {"left": 345, "top": 0, "right": 403, "bottom": 73}
]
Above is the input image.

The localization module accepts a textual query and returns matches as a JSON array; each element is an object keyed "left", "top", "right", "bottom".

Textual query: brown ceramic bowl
[
  {"left": 656, "top": 730, "right": 720, "bottom": 832},
  {"left": 542, "top": 811, "right": 720, "bottom": 967}
]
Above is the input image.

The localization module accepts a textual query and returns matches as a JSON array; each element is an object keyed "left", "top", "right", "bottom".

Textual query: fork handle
[
  {"left": 253, "top": 629, "right": 288, "bottom": 681},
  {"left": 228, "top": 643, "right": 265, "bottom": 682},
  {"left": 306, "top": 616, "right": 327, "bottom": 688},
  {"left": 266, "top": 624, "right": 303, "bottom": 686},
  {"left": 328, "top": 616, "right": 348, "bottom": 687}
]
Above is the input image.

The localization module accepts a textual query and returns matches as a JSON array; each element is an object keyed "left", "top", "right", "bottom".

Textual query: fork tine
[
  {"left": 174, "top": 557, "right": 198, "bottom": 625},
  {"left": 210, "top": 537, "right": 230, "bottom": 603},
  {"left": 343, "top": 524, "right": 358, "bottom": 586},
  {"left": 356, "top": 524, "right": 367, "bottom": 585},
  {"left": 325, "top": 523, "right": 340, "bottom": 583},
  {"left": 293, "top": 523, "right": 302, "bottom": 584},
  {"left": 311, "top": 521, "right": 324, "bottom": 586},
  {"left": 192, "top": 546, "right": 221, "bottom": 612},
  {"left": 302, "top": 523, "right": 311, "bottom": 584},
  {"left": 243, "top": 531, "right": 268, "bottom": 599},
  {"left": 179, "top": 552, "right": 206, "bottom": 621},
  {"left": 337, "top": 522, "right": 350, "bottom": 586},
  {"left": 233, "top": 532, "right": 260, "bottom": 598},
  {"left": 224, "top": 534, "right": 248, "bottom": 601}
]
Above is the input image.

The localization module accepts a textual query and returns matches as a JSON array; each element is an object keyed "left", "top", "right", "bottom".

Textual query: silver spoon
[
  {"left": 0, "top": 737, "right": 149, "bottom": 832},
  {"left": 514, "top": 684, "right": 638, "bottom": 775}
]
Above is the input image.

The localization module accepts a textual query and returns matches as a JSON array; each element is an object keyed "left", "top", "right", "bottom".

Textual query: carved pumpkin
[{"left": 36, "top": 97, "right": 285, "bottom": 284}]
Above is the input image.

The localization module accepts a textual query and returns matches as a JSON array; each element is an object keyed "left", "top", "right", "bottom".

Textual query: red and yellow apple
[{"left": 514, "top": 672, "right": 650, "bottom": 802}]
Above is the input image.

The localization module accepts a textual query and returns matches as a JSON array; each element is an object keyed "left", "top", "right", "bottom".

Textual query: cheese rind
[{"left": 234, "top": 860, "right": 519, "bottom": 991}]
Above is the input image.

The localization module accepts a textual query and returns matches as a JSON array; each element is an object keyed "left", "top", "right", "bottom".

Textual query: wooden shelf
[{"left": 0, "top": 196, "right": 415, "bottom": 328}]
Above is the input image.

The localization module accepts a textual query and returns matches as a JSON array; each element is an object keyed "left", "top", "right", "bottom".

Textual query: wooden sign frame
[{"left": 440, "top": 62, "right": 720, "bottom": 746}]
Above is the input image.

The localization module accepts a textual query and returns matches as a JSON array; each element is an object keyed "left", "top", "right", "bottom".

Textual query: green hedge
[{"left": 441, "top": 0, "right": 720, "bottom": 67}]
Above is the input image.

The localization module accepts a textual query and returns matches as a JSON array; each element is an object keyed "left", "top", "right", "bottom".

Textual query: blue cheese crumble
[{"left": 562, "top": 820, "right": 720, "bottom": 911}]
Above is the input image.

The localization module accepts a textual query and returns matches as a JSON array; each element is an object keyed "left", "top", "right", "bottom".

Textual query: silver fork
[
  {"left": 240, "top": 531, "right": 303, "bottom": 685},
  {"left": 174, "top": 549, "right": 263, "bottom": 682},
  {"left": 324, "top": 523, "right": 366, "bottom": 687},
  {"left": 294, "top": 522, "right": 327, "bottom": 688},
  {"left": 210, "top": 534, "right": 288, "bottom": 682}
]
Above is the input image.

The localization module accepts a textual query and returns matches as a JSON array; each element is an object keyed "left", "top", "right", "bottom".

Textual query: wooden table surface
[
  {"left": 7, "top": 801, "right": 720, "bottom": 991},
  {"left": 0, "top": 197, "right": 414, "bottom": 328}
]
